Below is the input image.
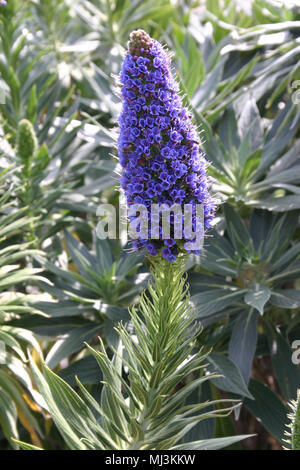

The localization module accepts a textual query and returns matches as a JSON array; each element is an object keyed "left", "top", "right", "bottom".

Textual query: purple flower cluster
[
  {"left": 0, "top": 0, "right": 7, "bottom": 6},
  {"left": 118, "top": 30, "right": 215, "bottom": 262}
]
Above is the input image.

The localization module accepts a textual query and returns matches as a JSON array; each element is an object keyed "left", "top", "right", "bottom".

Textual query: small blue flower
[{"left": 153, "top": 57, "right": 163, "bottom": 68}]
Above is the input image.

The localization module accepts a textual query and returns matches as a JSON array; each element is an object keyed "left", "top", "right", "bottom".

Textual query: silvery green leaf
[{"left": 244, "top": 284, "right": 271, "bottom": 315}]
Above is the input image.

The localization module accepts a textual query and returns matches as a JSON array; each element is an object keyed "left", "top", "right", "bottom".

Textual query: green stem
[
  {"left": 22, "top": 169, "right": 36, "bottom": 245},
  {"left": 126, "top": 256, "right": 191, "bottom": 449}
]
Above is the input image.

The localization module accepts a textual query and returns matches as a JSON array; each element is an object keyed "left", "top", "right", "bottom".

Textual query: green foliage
[
  {"left": 197, "top": 102, "right": 300, "bottom": 210},
  {"left": 16, "top": 258, "right": 251, "bottom": 450},
  {"left": 189, "top": 207, "right": 300, "bottom": 420},
  {"left": 25, "top": 234, "right": 146, "bottom": 366},
  {"left": 0, "top": 168, "right": 45, "bottom": 447}
]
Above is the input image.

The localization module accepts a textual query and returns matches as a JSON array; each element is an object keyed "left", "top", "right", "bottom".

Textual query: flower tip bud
[{"left": 128, "top": 30, "right": 152, "bottom": 54}]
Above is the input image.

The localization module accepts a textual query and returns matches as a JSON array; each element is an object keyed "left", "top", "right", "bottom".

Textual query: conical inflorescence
[{"left": 118, "top": 30, "right": 215, "bottom": 262}]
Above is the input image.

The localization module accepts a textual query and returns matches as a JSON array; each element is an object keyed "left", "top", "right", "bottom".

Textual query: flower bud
[{"left": 17, "top": 119, "right": 38, "bottom": 168}]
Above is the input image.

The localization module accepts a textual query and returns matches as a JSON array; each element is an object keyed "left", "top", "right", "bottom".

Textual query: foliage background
[{"left": 0, "top": 0, "right": 300, "bottom": 450}]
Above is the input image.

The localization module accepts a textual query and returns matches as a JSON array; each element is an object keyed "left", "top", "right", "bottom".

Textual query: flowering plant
[
  {"left": 118, "top": 30, "right": 215, "bottom": 261},
  {"left": 13, "top": 31, "right": 251, "bottom": 452}
]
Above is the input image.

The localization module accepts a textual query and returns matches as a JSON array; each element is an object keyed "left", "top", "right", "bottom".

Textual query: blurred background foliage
[{"left": 0, "top": 0, "right": 299, "bottom": 450}]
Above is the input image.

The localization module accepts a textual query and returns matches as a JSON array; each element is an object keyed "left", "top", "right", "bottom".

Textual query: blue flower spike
[{"left": 118, "top": 30, "right": 215, "bottom": 262}]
